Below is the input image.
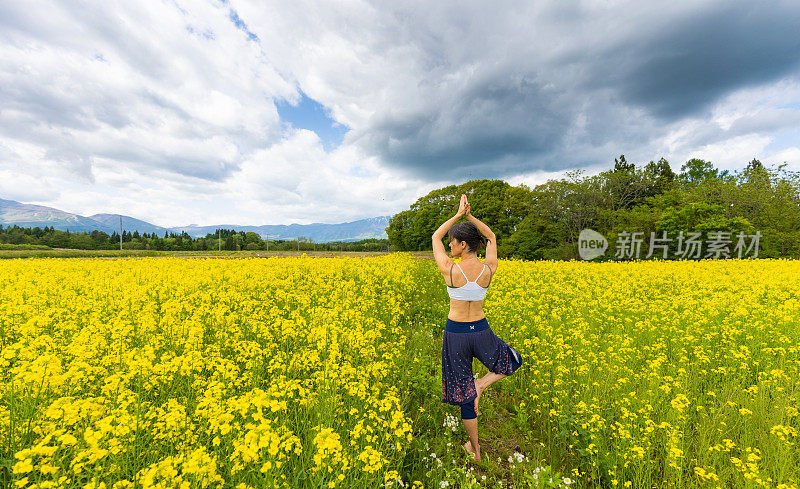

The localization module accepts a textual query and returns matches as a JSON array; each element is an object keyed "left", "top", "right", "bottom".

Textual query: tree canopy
[{"left": 386, "top": 157, "right": 800, "bottom": 260}]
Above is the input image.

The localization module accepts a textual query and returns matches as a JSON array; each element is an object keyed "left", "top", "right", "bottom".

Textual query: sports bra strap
[
  {"left": 455, "top": 263, "right": 469, "bottom": 281},
  {"left": 474, "top": 263, "right": 487, "bottom": 281}
]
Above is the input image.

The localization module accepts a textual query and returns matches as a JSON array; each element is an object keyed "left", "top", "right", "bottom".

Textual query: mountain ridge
[{"left": 0, "top": 198, "right": 391, "bottom": 242}]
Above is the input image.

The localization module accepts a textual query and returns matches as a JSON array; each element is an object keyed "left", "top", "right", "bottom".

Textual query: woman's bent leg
[
  {"left": 471, "top": 329, "right": 518, "bottom": 415},
  {"left": 471, "top": 329, "right": 521, "bottom": 378},
  {"left": 477, "top": 372, "right": 508, "bottom": 390},
  {"left": 474, "top": 372, "right": 507, "bottom": 415}
]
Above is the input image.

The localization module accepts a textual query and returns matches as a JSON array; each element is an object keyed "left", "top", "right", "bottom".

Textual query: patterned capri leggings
[{"left": 441, "top": 317, "right": 523, "bottom": 419}]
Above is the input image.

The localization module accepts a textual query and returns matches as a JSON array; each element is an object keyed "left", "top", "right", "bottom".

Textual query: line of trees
[
  {"left": 386, "top": 157, "right": 800, "bottom": 260},
  {"left": 0, "top": 226, "right": 391, "bottom": 252}
]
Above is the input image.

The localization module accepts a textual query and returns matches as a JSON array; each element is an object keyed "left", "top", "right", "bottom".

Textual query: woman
[{"left": 432, "top": 193, "right": 524, "bottom": 462}]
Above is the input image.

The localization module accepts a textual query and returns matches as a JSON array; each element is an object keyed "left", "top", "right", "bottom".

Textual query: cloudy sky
[{"left": 1, "top": 0, "right": 799, "bottom": 227}]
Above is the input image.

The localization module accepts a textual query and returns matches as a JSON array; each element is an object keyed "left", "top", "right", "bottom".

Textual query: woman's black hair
[{"left": 447, "top": 221, "right": 489, "bottom": 253}]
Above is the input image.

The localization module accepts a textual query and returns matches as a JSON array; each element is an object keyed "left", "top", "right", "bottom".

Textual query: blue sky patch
[
  {"left": 765, "top": 126, "right": 800, "bottom": 158},
  {"left": 277, "top": 92, "right": 349, "bottom": 152},
  {"left": 228, "top": 9, "right": 258, "bottom": 42}
]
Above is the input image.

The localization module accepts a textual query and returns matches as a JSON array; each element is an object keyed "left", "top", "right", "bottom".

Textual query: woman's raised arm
[
  {"left": 466, "top": 208, "right": 498, "bottom": 271},
  {"left": 432, "top": 194, "right": 467, "bottom": 271}
]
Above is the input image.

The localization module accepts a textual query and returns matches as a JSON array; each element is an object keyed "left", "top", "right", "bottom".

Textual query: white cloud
[
  {"left": 0, "top": 0, "right": 291, "bottom": 178},
  {"left": 660, "top": 78, "right": 800, "bottom": 172},
  {"left": 684, "top": 135, "right": 773, "bottom": 173},
  {"left": 0, "top": 170, "right": 59, "bottom": 202},
  {"left": 225, "top": 129, "right": 431, "bottom": 224},
  {"left": 769, "top": 147, "right": 800, "bottom": 166}
]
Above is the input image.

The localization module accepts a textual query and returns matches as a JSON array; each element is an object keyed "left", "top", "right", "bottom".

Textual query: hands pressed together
[
  {"left": 433, "top": 191, "right": 494, "bottom": 252},
  {"left": 456, "top": 193, "right": 471, "bottom": 218}
]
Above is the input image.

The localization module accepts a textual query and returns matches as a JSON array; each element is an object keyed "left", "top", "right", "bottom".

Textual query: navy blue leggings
[
  {"left": 441, "top": 317, "right": 524, "bottom": 419},
  {"left": 461, "top": 401, "right": 477, "bottom": 420}
]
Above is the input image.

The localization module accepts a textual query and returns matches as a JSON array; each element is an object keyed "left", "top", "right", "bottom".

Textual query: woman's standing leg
[
  {"left": 462, "top": 422, "right": 480, "bottom": 460},
  {"left": 460, "top": 402, "right": 480, "bottom": 460},
  {"left": 443, "top": 329, "right": 481, "bottom": 460},
  {"left": 442, "top": 331, "right": 478, "bottom": 405}
]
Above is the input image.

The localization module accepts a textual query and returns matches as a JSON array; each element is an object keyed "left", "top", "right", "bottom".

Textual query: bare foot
[
  {"left": 462, "top": 440, "right": 481, "bottom": 461},
  {"left": 474, "top": 380, "right": 485, "bottom": 416}
]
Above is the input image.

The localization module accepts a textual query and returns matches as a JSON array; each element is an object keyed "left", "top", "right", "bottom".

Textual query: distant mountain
[
  {"left": 0, "top": 198, "right": 391, "bottom": 241},
  {"left": 173, "top": 216, "right": 392, "bottom": 241},
  {"left": 90, "top": 213, "right": 170, "bottom": 236},
  {"left": 0, "top": 198, "right": 116, "bottom": 233}
]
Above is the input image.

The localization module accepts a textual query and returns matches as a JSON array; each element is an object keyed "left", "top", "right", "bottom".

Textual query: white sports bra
[{"left": 446, "top": 262, "right": 492, "bottom": 301}]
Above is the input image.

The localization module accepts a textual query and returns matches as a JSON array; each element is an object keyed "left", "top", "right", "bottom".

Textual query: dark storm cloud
[
  {"left": 597, "top": 3, "right": 800, "bottom": 120},
  {"left": 351, "top": 1, "right": 800, "bottom": 180},
  {"left": 360, "top": 69, "right": 580, "bottom": 180}
]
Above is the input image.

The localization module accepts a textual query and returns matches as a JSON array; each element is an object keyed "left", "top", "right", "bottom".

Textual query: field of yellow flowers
[{"left": 1, "top": 254, "right": 799, "bottom": 488}]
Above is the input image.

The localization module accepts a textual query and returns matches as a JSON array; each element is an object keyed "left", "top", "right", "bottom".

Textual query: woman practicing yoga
[{"left": 432, "top": 193, "right": 524, "bottom": 462}]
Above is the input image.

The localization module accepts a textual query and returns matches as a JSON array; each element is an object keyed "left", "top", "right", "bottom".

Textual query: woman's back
[
  {"left": 431, "top": 194, "right": 498, "bottom": 322},
  {"left": 446, "top": 260, "right": 493, "bottom": 289},
  {"left": 444, "top": 259, "right": 494, "bottom": 322}
]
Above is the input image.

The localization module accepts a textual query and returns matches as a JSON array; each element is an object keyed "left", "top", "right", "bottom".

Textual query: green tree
[
  {"left": 642, "top": 158, "right": 676, "bottom": 197},
  {"left": 244, "top": 232, "right": 262, "bottom": 247},
  {"left": 656, "top": 202, "right": 753, "bottom": 235},
  {"left": 600, "top": 156, "right": 646, "bottom": 213},
  {"left": 385, "top": 179, "right": 531, "bottom": 254},
  {"left": 69, "top": 233, "right": 93, "bottom": 249},
  {"left": 501, "top": 215, "right": 564, "bottom": 260},
  {"left": 613, "top": 154, "right": 635, "bottom": 173},
  {"left": 225, "top": 234, "right": 237, "bottom": 251},
  {"left": 730, "top": 161, "right": 800, "bottom": 257},
  {"left": 678, "top": 158, "right": 730, "bottom": 184},
  {"left": 528, "top": 170, "right": 602, "bottom": 247},
  {"left": 386, "top": 210, "right": 415, "bottom": 251}
]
